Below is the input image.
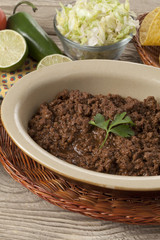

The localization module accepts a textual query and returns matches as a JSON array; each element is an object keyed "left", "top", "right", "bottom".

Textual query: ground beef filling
[{"left": 28, "top": 89, "right": 160, "bottom": 176}]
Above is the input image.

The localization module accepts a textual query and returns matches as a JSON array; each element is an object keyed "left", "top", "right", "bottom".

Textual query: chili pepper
[{"left": 7, "top": 1, "right": 62, "bottom": 62}]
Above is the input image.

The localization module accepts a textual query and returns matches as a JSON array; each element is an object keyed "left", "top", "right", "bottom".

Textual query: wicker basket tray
[
  {"left": 1, "top": 119, "right": 160, "bottom": 224},
  {"left": 133, "top": 13, "right": 160, "bottom": 67}
]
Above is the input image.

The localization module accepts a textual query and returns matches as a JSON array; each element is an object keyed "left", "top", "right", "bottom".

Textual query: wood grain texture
[
  {"left": 1, "top": 162, "right": 160, "bottom": 240},
  {"left": 1, "top": 0, "right": 160, "bottom": 239}
]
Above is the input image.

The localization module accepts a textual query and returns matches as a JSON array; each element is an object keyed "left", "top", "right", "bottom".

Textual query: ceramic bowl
[{"left": 2, "top": 60, "right": 160, "bottom": 191}]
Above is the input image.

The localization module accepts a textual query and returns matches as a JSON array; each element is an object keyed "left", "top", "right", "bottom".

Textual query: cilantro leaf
[
  {"left": 110, "top": 112, "right": 134, "bottom": 128},
  {"left": 89, "top": 112, "right": 135, "bottom": 148},
  {"left": 110, "top": 125, "right": 135, "bottom": 137},
  {"left": 89, "top": 113, "right": 110, "bottom": 131}
]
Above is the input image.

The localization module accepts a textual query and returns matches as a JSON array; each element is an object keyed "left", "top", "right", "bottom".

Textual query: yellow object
[
  {"left": 139, "top": 7, "right": 160, "bottom": 46},
  {"left": 0, "top": 30, "right": 28, "bottom": 72},
  {"left": 0, "top": 58, "right": 37, "bottom": 98},
  {"left": 37, "top": 54, "right": 72, "bottom": 69}
]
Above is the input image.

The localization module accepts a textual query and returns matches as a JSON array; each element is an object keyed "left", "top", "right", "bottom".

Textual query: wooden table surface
[{"left": 1, "top": 0, "right": 160, "bottom": 239}]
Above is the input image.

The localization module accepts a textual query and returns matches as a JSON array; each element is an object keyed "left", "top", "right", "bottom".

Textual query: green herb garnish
[{"left": 89, "top": 112, "right": 135, "bottom": 148}]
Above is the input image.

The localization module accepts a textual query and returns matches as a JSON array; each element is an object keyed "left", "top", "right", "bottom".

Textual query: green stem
[
  {"left": 13, "top": 1, "right": 38, "bottom": 15},
  {"left": 100, "top": 131, "right": 109, "bottom": 149}
]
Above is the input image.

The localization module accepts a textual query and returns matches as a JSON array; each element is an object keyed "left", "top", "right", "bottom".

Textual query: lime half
[
  {"left": 0, "top": 29, "right": 28, "bottom": 72},
  {"left": 37, "top": 54, "right": 72, "bottom": 69}
]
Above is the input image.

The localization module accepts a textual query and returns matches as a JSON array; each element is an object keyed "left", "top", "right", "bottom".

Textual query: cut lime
[
  {"left": 0, "top": 29, "right": 28, "bottom": 72},
  {"left": 37, "top": 54, "right": 72, "bottom": 69}
]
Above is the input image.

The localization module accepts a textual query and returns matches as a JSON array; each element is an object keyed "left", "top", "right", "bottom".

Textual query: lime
[
  {"left": 37, "top": 54, "right": 72, "bottom": 69},
  {"left": 0, "top": 29, "right": 28, "bottom": 72}
]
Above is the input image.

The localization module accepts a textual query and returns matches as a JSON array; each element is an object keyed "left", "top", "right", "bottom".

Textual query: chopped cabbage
[{"left": 56, "top": 0, "right": 139, "bottom": 46}]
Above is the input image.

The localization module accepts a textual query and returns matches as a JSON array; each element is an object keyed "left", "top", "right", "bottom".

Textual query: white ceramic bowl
[{"left": 2, "top": 60, "right": 160, "bottom": 191}]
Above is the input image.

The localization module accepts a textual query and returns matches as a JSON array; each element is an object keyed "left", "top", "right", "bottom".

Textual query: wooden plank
[
  {"left": 1, "top": 163, "right": 160, "bottom": 240},
  {"left": 2, "top": 0, "right": 160, "bottom": 34}
]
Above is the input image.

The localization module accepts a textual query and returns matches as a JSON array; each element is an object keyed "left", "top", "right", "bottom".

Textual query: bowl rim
[
  {"left": 2, "top": 59, "right": 160, "bottom": 192},
  {"left": 53, "top": 15, "right": 132, "bottom": 51}
]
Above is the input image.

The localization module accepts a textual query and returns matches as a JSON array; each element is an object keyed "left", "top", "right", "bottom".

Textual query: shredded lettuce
[{"left": 56, "top": 0, "right": 139, "bottom": 46}]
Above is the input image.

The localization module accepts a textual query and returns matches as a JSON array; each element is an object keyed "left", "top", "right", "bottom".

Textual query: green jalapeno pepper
[{"left": 7, "top": 1, "right": 62, "bottom": 61}]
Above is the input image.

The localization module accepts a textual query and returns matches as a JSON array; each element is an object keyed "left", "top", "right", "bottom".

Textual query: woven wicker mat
[
  {"left": 1, "top": 118, "right": 160, "bottom": 224},
  {"left": 133, "top": 13, "right": 160, "bottom": 67}
]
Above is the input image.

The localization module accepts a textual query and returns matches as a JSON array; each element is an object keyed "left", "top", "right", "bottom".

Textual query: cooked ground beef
[{"left": 28, "top": 89, "right": 160, "bottom": 176}]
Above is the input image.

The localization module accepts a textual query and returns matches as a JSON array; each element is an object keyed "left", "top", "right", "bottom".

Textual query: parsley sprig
[{"left": 89, "top": 112, "right": 135, "bottom": 148}]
